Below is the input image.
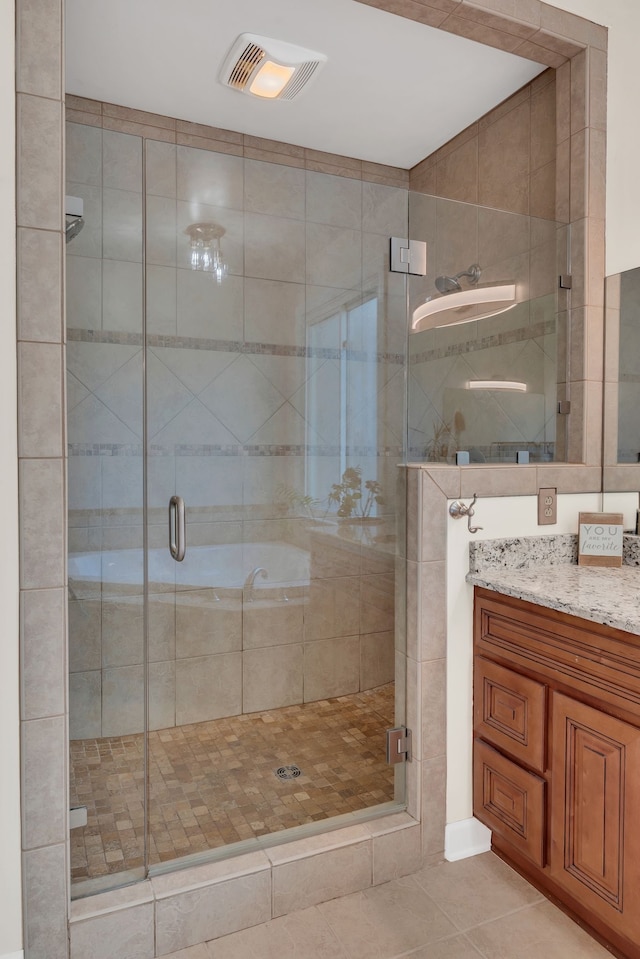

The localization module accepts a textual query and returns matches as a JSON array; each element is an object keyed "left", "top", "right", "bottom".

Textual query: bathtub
[{"left": 68, "top": 541, "right": 310, "bottom": 590}]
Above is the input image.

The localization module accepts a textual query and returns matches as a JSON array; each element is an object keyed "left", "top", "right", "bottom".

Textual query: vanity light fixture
[
  {"left": 467, "top": 379, "right": 527, "bottom": 392},
  {"left": 411, "top": 283, "right": 517, "bottom": 332},
  {"left": 220, "top": 34, "right": 327, "bottom": 101},
  {"left": 183, "top": 222, "right": 228, "bottom": 283}
]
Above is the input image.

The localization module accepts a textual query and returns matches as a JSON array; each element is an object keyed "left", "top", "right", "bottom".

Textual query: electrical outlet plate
[{"left": 538, "top": 487, "right": 557, "bottom": 525}]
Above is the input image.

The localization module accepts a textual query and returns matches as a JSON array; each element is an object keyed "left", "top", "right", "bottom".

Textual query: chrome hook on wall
[{"left": 448, "top": 493, "right": 483, "bottom": 534}]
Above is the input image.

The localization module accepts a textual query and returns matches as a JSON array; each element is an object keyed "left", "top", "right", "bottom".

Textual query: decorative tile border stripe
[
  {"left": 410, "top": 318, "right": 555, "bottom": 365},
  {"left": 69, "top": 443, "right": 143, "bottom": 456},
  {"left": 408, "top": 442, "right": 555, "bottom": 461},
  {"left": 67, "top": 328, "right": 405, "bottom": 366},
  {"left": 69, "top": 443, "right": 404, "bottom": 458},
  {"left": 68, "top": 329, "right": 143, "bottom": 346}
]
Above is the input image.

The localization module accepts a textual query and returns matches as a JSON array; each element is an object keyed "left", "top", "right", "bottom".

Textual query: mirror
[
  {"left": 603, "top": 266, "right": 640, "bottom": 503},
  {"left": 614, "top": 268, "right": 640, "bottom": 464}
]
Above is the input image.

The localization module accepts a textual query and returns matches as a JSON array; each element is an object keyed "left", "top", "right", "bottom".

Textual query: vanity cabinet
[{"left": 473, "top": 586, "right": 640, "bottom": 959}]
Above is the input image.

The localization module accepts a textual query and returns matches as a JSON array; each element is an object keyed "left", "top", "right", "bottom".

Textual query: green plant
[{"left": 328, "top": 466, "right": 384, "bottom": 519}]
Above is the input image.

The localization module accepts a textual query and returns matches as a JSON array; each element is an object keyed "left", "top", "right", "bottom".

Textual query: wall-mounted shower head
[
  {"left": 65, "top": 195, "right": 85, "bottom": 244},
  {"left": 435, "top": 263, "right": 482, "bottom": 294},
  {"left": 65, "top": 215, "right": 84, "bottom": 244}
]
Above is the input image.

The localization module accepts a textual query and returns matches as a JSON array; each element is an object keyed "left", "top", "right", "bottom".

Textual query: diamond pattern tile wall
[{"left": 199, "top": 356, "right": 286, "bottom": 443}]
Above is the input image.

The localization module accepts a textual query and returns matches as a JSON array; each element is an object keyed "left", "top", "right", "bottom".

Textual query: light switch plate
[{"left": 538, "top": 487, "right": 557, "bottom": 525}]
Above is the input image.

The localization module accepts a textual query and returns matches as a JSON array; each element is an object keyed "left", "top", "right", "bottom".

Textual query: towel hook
[{"left": 448, "top": 493, "right": 483, "bottom": 534}]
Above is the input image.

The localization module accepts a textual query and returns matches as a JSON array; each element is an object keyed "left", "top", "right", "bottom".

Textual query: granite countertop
[{"left": 466, "top": 533, "right": 640, "bottom": 636}]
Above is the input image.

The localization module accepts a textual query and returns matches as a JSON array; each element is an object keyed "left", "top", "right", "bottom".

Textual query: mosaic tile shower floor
[{"left": 70, "top": 683, "right": 395, "bottom": 884}]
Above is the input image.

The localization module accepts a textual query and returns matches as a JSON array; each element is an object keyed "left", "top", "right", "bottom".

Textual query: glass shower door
[
  {"left": 68, "top": 120, "right": 408, "bottom": 891},
  {"left": 144, "top": 138, "right": 408, "bottom": 870},
  {"left": 67, "top": 122, "right": 147, "bottom": 895},
  {"left": 144, "top": 136, "right": 246, "bottom": 864}
]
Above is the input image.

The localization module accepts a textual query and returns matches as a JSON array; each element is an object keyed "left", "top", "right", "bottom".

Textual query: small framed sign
[{"left": 578, "top": 512, "right": 624, "bottom": 567}]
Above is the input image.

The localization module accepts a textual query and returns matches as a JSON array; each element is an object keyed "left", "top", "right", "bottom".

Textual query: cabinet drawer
[
  {"left": 474, "top": 738, "right": 546, "bottom": 867},
  {"left": 474, "top": 656, "right": 546, "bottom": 773}
]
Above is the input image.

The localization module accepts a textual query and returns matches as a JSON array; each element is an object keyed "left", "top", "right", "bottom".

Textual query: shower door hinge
[
  {"left": 558, "top": 400, "right": 571, "bottom": 414},
  {"left": 390, "top": 237, "right": 427, "bottom": 276},
  {"left": 386, "top": 726, "right": 412, "bottom": 764},
  {"left": 559, "top": 274, "right": 573, "bottom": 290}
]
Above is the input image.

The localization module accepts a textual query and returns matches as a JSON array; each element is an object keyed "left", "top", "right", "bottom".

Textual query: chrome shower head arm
[
  {"left": 454, "top": 264, "right": 482, "bottom": 285},
  {"left": 434, "top": 264, "right": 482, "bottom": 295}
]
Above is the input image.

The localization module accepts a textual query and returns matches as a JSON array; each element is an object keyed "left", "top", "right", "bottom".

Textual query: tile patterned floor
[
  {"left": 70, "top": 683, "right": 395, "bottom": 884},
  {"left": 161, "top": 852, "right": 615, "bottom": 959}
]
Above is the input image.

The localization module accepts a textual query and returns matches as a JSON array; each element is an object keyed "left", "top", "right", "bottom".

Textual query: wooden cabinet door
[{"left": 551, "top": 692, "right": 640, "bottom": 941}]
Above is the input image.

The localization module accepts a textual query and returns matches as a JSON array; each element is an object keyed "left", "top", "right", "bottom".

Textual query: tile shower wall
[
  {"left": 410, "top": 70, "right": 557, "bottom": 220},
  {"left": 66, "top": 122, "right": 406, "bottom": 737}
]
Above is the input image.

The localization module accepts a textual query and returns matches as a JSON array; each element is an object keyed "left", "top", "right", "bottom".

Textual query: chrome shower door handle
[{"left": 169, "top": 495, "right": 186, "bottom": 562}]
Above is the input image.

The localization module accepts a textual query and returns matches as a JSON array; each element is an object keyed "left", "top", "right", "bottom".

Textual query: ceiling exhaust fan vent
[
  {"left": 220, "top": 34, "right": 327, "bottom": 100},
  {"left": 227, "top": 42, "right": 266, "bottom": 91},
  {"left": 279, "top": 60, "right": 321, "bottom": 101}
]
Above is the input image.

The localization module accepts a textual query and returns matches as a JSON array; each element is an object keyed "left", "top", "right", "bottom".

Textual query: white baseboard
[{"left": 445, "top": 817, "right": 491, "bottom": 861}]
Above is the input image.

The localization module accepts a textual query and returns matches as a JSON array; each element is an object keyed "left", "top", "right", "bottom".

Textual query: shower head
[
  {"left": 65, "top": 195, "right": 85, "bottom": 244},
  {"left": 435, "top": 274, "right": 461, "bottom": 293},
  {"left": 435, "top": 263, "right": 482, "bottom": 294},
  {"left": 65, "top": 214, "right": 84, "bottom": 244}
]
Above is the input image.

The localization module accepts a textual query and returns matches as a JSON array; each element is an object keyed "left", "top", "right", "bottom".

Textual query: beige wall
[{"left": 0, "top": 0, "right": 22, "bottom": 954}]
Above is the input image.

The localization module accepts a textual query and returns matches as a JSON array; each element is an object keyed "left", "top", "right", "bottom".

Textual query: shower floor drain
[{"left": 275, "top": 764, "right": 302, "bottom": 781}]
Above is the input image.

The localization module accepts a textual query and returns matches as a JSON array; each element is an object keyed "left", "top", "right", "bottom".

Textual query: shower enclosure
[
  {"left": 407, "top": 192, "right": 568, "bottom": 464},
  {"left": 66, "top": 123, "right": 408, "bottom": 895},
  {"left": 66, "top": 118, "right": 568, "bottom": 897}
]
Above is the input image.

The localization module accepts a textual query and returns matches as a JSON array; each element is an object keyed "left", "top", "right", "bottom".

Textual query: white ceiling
[{"left": 65, "top": 0, "right": 546, "bottom": 169}]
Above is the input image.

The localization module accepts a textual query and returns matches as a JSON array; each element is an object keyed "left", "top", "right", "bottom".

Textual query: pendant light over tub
[
  {"left": 220, "top": 34, "right": 327, "bottom": 100},
  {"left": 184, "top": 223, "right": 228, "bottom": 283}
]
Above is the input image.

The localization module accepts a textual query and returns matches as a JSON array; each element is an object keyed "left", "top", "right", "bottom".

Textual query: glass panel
[
  {"left": 617, "top": 267, "right": 640, "bottom": 463},
  {"left": 145, "top": 145, "right": 408, "bottom": 869},
  {"left": 67, "top": 125, "right": 409, "bottom": 890},
  {"left": 407, "top": 192, "right": 568, "bottom": 464},
  {"left": 67, "top": 123, "right": 146, "bottom": 895}
]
